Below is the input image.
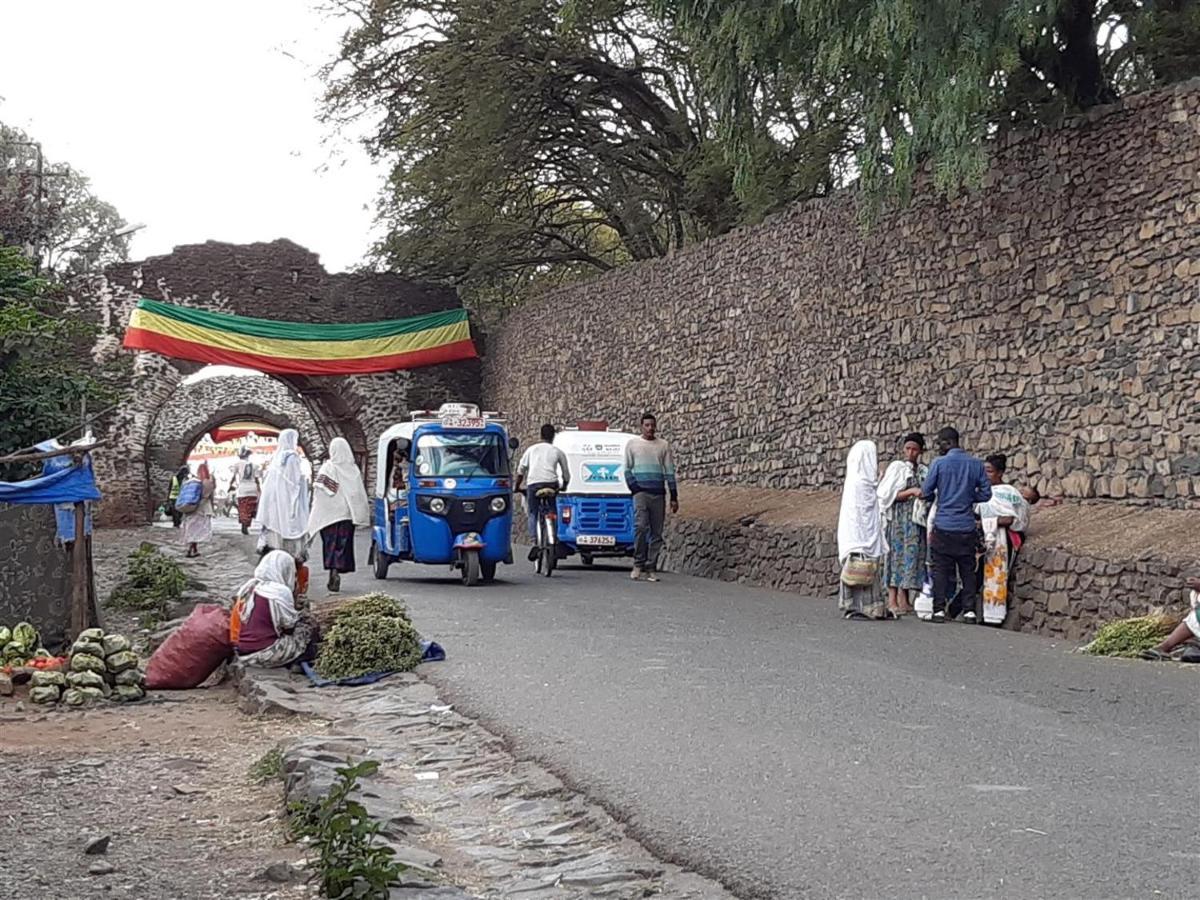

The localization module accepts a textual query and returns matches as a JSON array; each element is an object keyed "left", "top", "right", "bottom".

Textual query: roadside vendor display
[
  {"left": 1, "top": 623, "right": 145, "bottom": 705},
  {"left": 314, "top": 593, "right": 422, "bottom": 680}
]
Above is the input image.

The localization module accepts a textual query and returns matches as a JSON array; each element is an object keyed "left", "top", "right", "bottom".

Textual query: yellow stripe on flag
[{"left": 128, "top": 307, "right": 470, "bottom": 361}]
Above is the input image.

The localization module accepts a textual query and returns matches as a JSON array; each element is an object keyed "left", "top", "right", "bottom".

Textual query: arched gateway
[{"left": 77, "top": 239, "right": 481, "bottom": 525}]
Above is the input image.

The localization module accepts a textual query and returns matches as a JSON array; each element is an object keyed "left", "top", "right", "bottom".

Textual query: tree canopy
[
  {"left": 1, "top": 123, "right": 132, "bottom": 277},
  {"left": 324, "top": 0, "right": 850, "bottom": 303},
  {"left": 325, "top": 0, "right": 1199, "bottom": 302},
  {"left": 0, "top": 247, "right": 116, "bottom": 470},
  {"left": 662, "top": 0, "right": 1200, "bottom": 209}
]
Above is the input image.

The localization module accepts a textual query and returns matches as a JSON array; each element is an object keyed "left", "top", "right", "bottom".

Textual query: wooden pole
[
  {"left": 0, "top": 441, "right": 107, "bottom": 465},
  {"left": 70, "top": 502, "right": 90, "bottom": 638}
]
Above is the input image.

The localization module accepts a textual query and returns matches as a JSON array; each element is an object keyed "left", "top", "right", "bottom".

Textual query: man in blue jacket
[{"left": 921, "top": 427, "right": 992, "bottom": 624}]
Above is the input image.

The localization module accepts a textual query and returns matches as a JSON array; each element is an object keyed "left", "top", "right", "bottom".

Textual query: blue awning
[{"left": 0, "top": 461, "right": 102, "bottom": 506}]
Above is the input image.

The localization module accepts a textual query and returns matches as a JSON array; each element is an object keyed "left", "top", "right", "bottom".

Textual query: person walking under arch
[
  {"left": 230, "top": 446, "right": 261, "bottom": 535},
  {"left": 255, "top": 429, "right": 312, "bottom": 592},
  {"left": 307, "top": 437, "right": 370, "bottom": 593}
]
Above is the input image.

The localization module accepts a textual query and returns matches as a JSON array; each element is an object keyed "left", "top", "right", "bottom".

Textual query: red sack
[{"left": 145, "top": 604, "right": 232, "bottom": 690}]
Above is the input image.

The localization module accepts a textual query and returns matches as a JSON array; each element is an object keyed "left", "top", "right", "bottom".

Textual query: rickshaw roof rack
[
  {"left": 409, "top": 402, "right": 505, "bottom": 424},
  {"left": 562, "top": 420, "right": 610, "bottom": 432}
]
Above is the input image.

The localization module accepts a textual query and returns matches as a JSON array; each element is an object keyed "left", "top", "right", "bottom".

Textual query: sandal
[
  {"left": 843, "top": 610, "right": 871, "bottom": 621},
  {"left": 1140, "top": 648, "right": 1170, "bottom": 661}
]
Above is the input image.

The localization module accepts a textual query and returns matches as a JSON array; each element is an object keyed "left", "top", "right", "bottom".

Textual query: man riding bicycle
[{"left": 514, "top": 423, "right": 571, "bottom": 561}]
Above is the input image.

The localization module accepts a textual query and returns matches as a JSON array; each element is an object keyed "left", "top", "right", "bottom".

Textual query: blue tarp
[
  {"left": 298, "top": 640, "right": 446, "bottom": 688},
  {"left": 0, "top": 462, "right": 102, "bottom": 506}
]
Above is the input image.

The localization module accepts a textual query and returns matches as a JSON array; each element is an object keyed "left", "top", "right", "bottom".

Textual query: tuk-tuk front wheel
[
  {"left": 461, "top": 549, "right": 481, "bottom": 587},
  {"left": 580, "top": 553, "right": 594, "bottom": 567}
]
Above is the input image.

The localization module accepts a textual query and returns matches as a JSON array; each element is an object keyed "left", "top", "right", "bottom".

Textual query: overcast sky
[{"left": 0, "top": 1, "right": 382, "bottom": 273}]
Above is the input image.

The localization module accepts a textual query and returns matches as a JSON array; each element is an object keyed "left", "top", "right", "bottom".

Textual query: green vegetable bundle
[
  {"left": 329, "top": 592, "right": 409, "bottom": 626},
  {"left": 315, "top": 613, "right": 422, "bottom": 681},
  {"left": 108, "top": 545, "right": 187, "bottom": 612},
  {"left": 1081, "top": 614, "right": 1176, "bottom": 658}
]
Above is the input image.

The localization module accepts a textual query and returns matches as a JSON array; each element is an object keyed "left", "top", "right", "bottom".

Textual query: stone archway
[
  {"left": 144, "top": 374, "right": 336, "bottom": 504},
  {"left": 76, "top": 239, "right": 482, "bottom": 524}
]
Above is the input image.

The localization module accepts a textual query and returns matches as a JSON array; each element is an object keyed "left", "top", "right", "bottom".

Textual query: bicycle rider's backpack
[{"left": 174, "top": 478, "right": 203, "bottom": 514}]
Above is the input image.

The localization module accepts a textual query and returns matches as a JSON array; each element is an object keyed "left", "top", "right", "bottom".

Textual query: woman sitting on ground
[
  {"left": 234, "top": 550, "right": 318, "bottom": 668},
  {"left": 1142, "top": 578, "right": 1200, "bottom": 661}
]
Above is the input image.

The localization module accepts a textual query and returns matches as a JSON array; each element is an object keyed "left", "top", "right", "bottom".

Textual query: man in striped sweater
[{"left": 623, "top": 412, "right": 679, "bottom": 582}]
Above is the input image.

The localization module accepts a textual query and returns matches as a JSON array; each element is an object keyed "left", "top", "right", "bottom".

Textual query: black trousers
[{"left": 930, "top": 527, "right": 979, "bottom": 616}]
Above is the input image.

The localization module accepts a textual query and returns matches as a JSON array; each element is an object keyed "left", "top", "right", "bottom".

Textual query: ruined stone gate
[{"left": 77, "top": 240, "right": 482, "bottom": 525}]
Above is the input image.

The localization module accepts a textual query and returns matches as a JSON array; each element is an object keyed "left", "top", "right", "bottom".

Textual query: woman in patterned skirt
[
  {"left": 877, "top": 433, "right": 929, "bottom": 616},
  {"left": 307, "top": 437, "right": 370, "bottom": 592}
]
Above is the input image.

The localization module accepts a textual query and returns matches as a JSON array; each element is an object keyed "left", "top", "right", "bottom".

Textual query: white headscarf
[
  {"left": 237, "top": 550, "right": 298, "bottom": 635},
  {"left": 307, "top": 437, "right": 370, "bottom": 536},
  {"left": 254, "top": 429, "right": 310, "bottom": 539},
  {"left": 837, "top": 440, "right": 887, "bottom": 563}
]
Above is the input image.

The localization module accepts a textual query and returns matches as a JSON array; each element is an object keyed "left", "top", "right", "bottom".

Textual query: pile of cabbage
[
  {"left": 30, "top": 628, "right": 146, "bottom": 705},
  {"left": 1, "top": 622, "right": 41, "bottom": 665},
  {"left": 314, "top": 593, "right": 423, "bottom": 680}
]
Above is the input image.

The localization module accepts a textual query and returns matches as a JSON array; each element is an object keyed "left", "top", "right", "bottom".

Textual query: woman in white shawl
[
  {"left": 307, "top": 437, "right": 370, "bottom": 592},
  {"left": 837, "top": 440, "right": 891, "bottom": 620},
  {"left": 233, "top": 550, "right": 316, "bottom": 668},
  {"left": 254, "top": 428, "right": 311, "bottom": 561},
  {"left": 876, "top": 432, "right": 929, "bottom": 616}
]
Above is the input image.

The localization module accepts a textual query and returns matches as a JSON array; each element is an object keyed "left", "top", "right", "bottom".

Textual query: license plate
[
  {"left": 576, "top": 534, "right": 616, "bottom": 547},
  {"left": 441, "top": 416, "right": 485, "bottom": 429}
]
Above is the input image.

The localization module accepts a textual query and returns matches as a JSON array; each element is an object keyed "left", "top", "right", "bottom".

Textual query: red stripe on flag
[{"left": 123, "top": 327, "right": 478, "bottom": 374}]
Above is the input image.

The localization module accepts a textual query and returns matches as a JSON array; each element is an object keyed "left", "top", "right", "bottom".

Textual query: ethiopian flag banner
[{"left": 122, "top": 298, "right": 477, "bottom": 375}]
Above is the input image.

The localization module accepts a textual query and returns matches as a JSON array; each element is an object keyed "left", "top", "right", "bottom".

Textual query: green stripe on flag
[{"left": 135, "top": 298, "right": 468, "bottom": 342}]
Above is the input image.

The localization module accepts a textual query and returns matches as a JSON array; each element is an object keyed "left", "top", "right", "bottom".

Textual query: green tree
[
  {"left": 0, "top": 123, "right": 132, "bottom": 276},
  {"left": 324, "top": 0, "right": 850, "bottom": 304},
  {"left": 661, "top": 0, "right": 1200, "bottom": 212},
  {"left": 0, "top": 246, "right": 114, "bottom": 470}
]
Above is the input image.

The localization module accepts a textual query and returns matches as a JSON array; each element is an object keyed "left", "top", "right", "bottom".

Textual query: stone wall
[
  {"left": 74, "top": 240, "right": 481, "bottom": 523},
  {"left": 0, "top": 505, "right": 71, "bottom": 651},
  {"left": 484, "top": 82, "right": 1200, "bottom": 507},
  {"left": 657, "top": 486, "right": 1195, "bottom": 640},
  {"left": 144, "top": 375, "right": 327, "bottom": 505}
]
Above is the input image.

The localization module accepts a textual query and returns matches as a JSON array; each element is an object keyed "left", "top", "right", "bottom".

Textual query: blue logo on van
[{"left": 582, "top": 463, "right": 621, "bottom": 483}]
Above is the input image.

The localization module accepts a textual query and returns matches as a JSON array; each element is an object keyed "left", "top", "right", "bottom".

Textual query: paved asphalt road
[{"left": 336, "top": 545, "right": 1196, "bottom": 899}]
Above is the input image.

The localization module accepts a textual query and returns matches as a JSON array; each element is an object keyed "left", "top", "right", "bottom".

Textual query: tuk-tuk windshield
[{"left": 414, "top": 432, "right": 511, "bottom": 478}]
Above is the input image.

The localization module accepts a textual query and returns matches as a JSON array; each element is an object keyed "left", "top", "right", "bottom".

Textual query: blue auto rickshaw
[
  {"left": 552, "top": 422, "right": 637, "bottom": 566},
  {"left": 370, "top": 403, "right": 518, "bottom": 586}
]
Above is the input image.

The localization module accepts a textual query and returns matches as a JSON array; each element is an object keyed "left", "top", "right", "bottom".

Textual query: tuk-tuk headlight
[
  {"left": 429, "top": 497, "right": 447, "bottom": 514},
  {"left": 490, "top": 496, "right": 507, "bottom": 514}
]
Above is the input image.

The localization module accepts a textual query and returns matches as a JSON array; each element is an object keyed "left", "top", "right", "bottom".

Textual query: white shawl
[
  {"left": 237, "top": 550, "right": 298, "bottom": 635},
  {"left": 837, "top": 440, "right": 887, "bottom": 564},
  {"left": 876, "top": 460, "right": 911, "bottom": 516},
  {"left": 978, "top": 483, "right": 1022, "bottom": 550},
  {"left": 307, "top": 437, "right": 370, "bottom": 536},
  {"left": 254, "top": 429, "right": 310, "bottom": 540}
]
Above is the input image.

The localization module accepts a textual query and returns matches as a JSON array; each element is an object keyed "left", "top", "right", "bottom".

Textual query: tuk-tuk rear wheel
[
  {"left": 481, "top": 560, "right": 497, "bottom": 582},
  {"left": 373, "top": 546, "right": 391, "bottom": 580}
]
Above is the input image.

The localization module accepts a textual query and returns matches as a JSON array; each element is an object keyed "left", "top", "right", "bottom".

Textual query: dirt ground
[
  {"left": 678, "top": 482, "right": 1200, "bottom": 559},
  {"left": 0, "top": 687, "right": 319, "bottom": 900}
]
